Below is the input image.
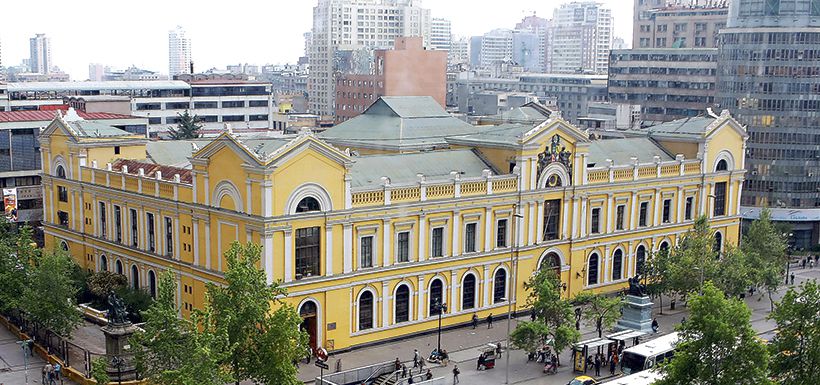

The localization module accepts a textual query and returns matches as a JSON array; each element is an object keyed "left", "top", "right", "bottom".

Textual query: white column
[
  {"left": 174, "top": 218, "right": 181, "bottom": 260},
  {"left": 562, "top": 199, "right": 570, "bottom": 239},
  {"left": 284, "top": 229, "right": 293, "bottom": 282},
  {"left": 482, "top": 265, "right": 491, "bottom": 308},
  {"left": 484, "top": 208, "right": 492, "bottom": 252},
  {"left": 653, "top": 189, "right": 661, "bottom": 226},
  {"left": 629, "top": 192, "right": 638, "bottom": 230},
  {"left": 728, "top": 180, "right": 736, "bottom": 216},
  {"left": 343, "top": 224, "right": 353, "bottom": 273},
  {"left": 700, "top": 183, "right": 708, "bottom": 216},
  {"left": 579, "top": 198, "right": 588, "bottom": 238},
  {"left": 418, "top": 216, "right": 427, "bottom": 262},
  {"left": 381, "top": 281, "right": 389, "bottom": 328},
  {"left": 529, "top": 158, "right": 537, "bottom": 190},
  {"left": 192, "top": 219, "right": 200, "bottom": 266},
  {"left": 70, "top": 191, "right": 77, "bottom": 231},
  {"left": 606, "top": 194, "right": 614, "bottom": 233},
  {"left": 450, "top": 271, "right": 458, "bottom": 310},
  {"left": 383, "top": 221, "right": 391, "bottom": 267},
  {"left": 191, "top": 171, "right": 198, "bottom": 204},
  {"left": 245, "top": 179, "right": 253, "bottom": 215},
  {"left": 417, "top": 275, "right": 426, "bottom": 320},
  {"left": 325, "top": 225, "right": 334, "bottom": 276},
  {"left": 263, "top": 231, "right": 274, "bottom": 284},
  {"left": 452, "top": 212, "right": 460, "bottom": 256},
  {"left": 204, "top": 220, "right": 211, "bottom": 269},
  {"left": 262, "top": 180, "right": 273, "bottom": 217},
  {"left": 735, "top": 180, "right": 743, "bottom": 216},
  {"left": 603, "top": 245, "right": 611, "bottom": 283},
  {"left": 528, "top": 202, "right": 536, "bottom": 245},
  {"left": 572, "top": 198, "right": 580, "bottom": 238},
  {"left": 536, "top": 202, "right": 545, "bottom": 244},
  {"left": 203, "top": 174, "right": 210, "bottom": 207}
]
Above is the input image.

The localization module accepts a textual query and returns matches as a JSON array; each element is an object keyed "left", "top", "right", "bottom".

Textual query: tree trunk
[
  {"left": 768, "top": 289, "right": 774, "bottom": 312},
  {"left": 658, "top": 294, "right": 664, "bottom": 315}
]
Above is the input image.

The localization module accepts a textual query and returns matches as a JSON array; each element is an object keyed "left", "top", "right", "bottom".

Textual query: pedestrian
[
  {"left": 413, "top": 349, "right": 420, "bottom": 369},
  {"left": 496, "top": 343, "right": 502, "bottom": 358},
  {"left": 530, "top": 311, "right": 536, "bottom": 322},
  {"left": 681, "top": 316, "right": 686, "bottom": 325},
  {"left": 791, "top": 272, "right": 796, "bottom": 285},
  {"left": 471, "top": 313, "right": 479, "bottom": 329},
  {"left": 802, "top": 258, "right": 807, "bottom": 269},
  {"left": 402, "top": 363, "right": 408, "bottom": 378},
  {"left": 395, "top": 357, "right": 402, "bottom": 372},
  {"left": 477, "top": 353, "right": 485, "bottom": 370},
  {"left": 54, "top": 362, "right": 62, "bottom": 383},
  {"left": 815, "top": 254, "right": 819, "bottom": 265},
  {"left": 651, "top": 318, "right": 659, "bottom": 333},
  {"left": 594, "top": 354, "right": 601, "bottom": 377},
  {"left": 441, "top": 349, "right": 449, "bottom": 367},
  {"left": 453, "top": 364, "right": 460, "bottom": 383},
  {"left": 408, "top": 375, "right": 415, "bottom": 384},
  {"left": 609, "top": 354, "right": 616, "bottom": 375},
  {"left": 425, "top": 369, "right": 433, "bottom": 381},
  {"left": 42, "top": 363, "right": 50, "bottom": 385},
  {"left": 811, "top": 259, "right": 815, "bottom": 269},
  {"left": 418, "top": 355, "right": 426, "bottom": 374},
  {"left": 487, "top": 313, "right": 493, "bottom": 329}
]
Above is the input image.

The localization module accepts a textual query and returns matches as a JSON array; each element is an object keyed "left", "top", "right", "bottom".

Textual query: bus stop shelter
[
  {"left": 572, "top": 337, "right": 616, "bottom": 374},
  {"left": 607, "top": 329, "right": 647, "bottom": 349}
]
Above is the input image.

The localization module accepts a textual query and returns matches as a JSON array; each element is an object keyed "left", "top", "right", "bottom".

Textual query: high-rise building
[
  {"left": 471, "top": 29, "right": 542, "bottom": 73},
  {"left": 632, "top": 0, "right": 729, "bottom": 49},
  {"left": 308, "top": 0, "right": 431, "bottom": 118},
  {"left": 29, "top": 34, "right": 52, "bottom": 74},
  {"left": 448, "top": 36, "right": 470, "bottom": 68},
  {"left": 550, "top": 2, "right": 613, "bottom": 74},
  {"left": 88, "top": 63, "right": 104, "bottom": 82},
  {"left": 430, "top": 18, "right": 452, "bottom": 51},
  {"left": 516, "top": 14, "right": 552, "bottom": 72},
  {"left": 716, "top": 0, "right": 820, "bottom": 248},
  {"left": 168, "top": 26, "right": 192, "bottom": 77}
]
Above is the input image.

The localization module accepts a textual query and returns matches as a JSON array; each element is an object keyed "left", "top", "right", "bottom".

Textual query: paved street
[
  {"left": 0, "top": 323, "right": 76, "bottom": 385},
  {"left": 300, "top": 262, "right": 820, "bottom": 385}
]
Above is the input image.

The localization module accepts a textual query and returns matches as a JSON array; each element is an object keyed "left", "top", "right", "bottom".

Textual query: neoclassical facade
[{"left": 41, "top": 99, "right": 746, "bottom": 351}]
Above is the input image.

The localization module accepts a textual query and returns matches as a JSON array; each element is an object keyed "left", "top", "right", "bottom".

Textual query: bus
[
  {"left": 620, "top": 332, "right": 680, "bottom": 375},
  {"left": 604, "top": 369, "right": 665, "bottom": 385}
]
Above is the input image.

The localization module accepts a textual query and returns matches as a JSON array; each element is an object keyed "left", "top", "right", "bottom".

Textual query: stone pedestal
[
  {"left": 101, "top": 322, "right": 139, "bottom": 381},
  {"left": 616, "top": 295, "right": 654, "bottom": 333}
]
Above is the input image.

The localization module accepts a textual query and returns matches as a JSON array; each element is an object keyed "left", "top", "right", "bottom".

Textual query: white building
[
  {"left": 431, "top": 18, "right": 452, "bottom": 51},
  {"left": 168, "top": 26, "right": 192, "bottom": 77},
  {"left": 550, "top": 2, "right": 613, "bottom": 74},
  {"left": 29, "top": 34, "right": 52, "bottom": 74},
  {"left": 448, "top": 36, "right": 470, "bottom": 68},
  {"left": 308, "top": 0, "right": 431, "bottom": 118}
]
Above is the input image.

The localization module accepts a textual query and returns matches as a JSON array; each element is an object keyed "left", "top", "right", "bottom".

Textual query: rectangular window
[
  {"left": 57, "top": 211, "right": 69, "bottom": 227},
  {"left": 360, "top": 235, "right": 373, "bottom": 268},
  {"left": 295, "top": 227, "right": 321, "bottom": 278},
  {"left": 431, "top": 227, "right": 444, "bottom": 257},
  {"left": 496, "top": 219, "right": 508, "bottom": 248},
  {"left": 99, "top": 202, "right": 107, "bottom": 238},
  {"left": 221, "top": 101, "right": 245, "bottom": 108},
  {"left": 397, "top": 231, "right": 409, "bottom": 262},
  {"left": 130, "top": 209, "right": 138, "bottom": 247},
  {"left": 590, "top": 208, "right": 601, "bottom": 234},
  {"left": 615, "top": 205, "right": 626, "bottom": 230},
  {"left": 58, "top": 186, "right": 68, "bottom": 202},
  {"left": 165, "top": 217, "right": 173, "bottom": 255},
  {"left": 114, "top": 205, "right": 122, "bottom": 243},
  {"left": 714, "top": 182, "right": 727, "bottom": 216},
  {"left": 465, "top": 223, "right": 477, "bottom": 253},
  {"left": 662, "top": 199, "right": 672, "bottom": 223},
  {"left": 543, "top": 199, "right": 560, "bottom": 241},
  {"left": 639, "top": 202, "right": 649, "bottom": 227},
  {"left": 147, "top": 213, "right": 155, "bottom": 252},
  {"left": 685, "top": 197, "right": 694, "bottom": 220}
]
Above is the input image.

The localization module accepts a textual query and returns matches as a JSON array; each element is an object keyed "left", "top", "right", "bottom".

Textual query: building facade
[
  {"left": 632, "top": 0, "right": 729, "bottom": 49},
  {"left": 430, "top": 18, "right": 452, "bottom": 51},
  {"left": 29, "top": 34, "right": 52, "bottom": 75},
  {"left": 550, "top": 1, "right": 613, "bottom": 74},
  {"left": 716, "top": 0, "right": 820, "bottom": 247},
  {"left": 609, "top": 48, "right": 719, "bottom": 122},
  {"left": 308, "top": 0, "right": 432, "bottom": 118},
  {"left": 41, "top": 96, "right": 745, "bottom": 351},
  {"left": 169, "top": 26, "right": 192, "bottom": 77}
]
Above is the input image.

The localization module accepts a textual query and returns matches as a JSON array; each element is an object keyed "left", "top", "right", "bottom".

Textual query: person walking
[
  {"left": 811, "top": 259, "right": 815, "bottom": 269},
  {"left": 487, "top": 313, "right": 493, "bottom": 329},
  {"left": 471, "top": 313, "right": 479, "bottom": 329},
  {"left": 42, "top": 363, "right": 50, "bottom": 385},
  {"left": 402, "top": 363, "right": 408, "bottom": 378},
  {"left": 802, "top": 258, "right": 807, "bottom": 269},
  {"left": 594, "top": 354, "right": 601, "bottom": 377},
  {"left": 441, "top": 349, "right": 449, "bottom": 367},
  {"left": 651, "top": 318, "right": 659, "bottom": 333},
  {"left": 54, "top": 362, "right": 62, "bottom": 384},
  {"left": 791, "top": 272, "right": 796, "bottom": 285},
  {"left": 609, "top": 354, "right": 616, "bottom": 375},
  {"left": 452, "top": 364, "right": 460, "bottom": 383},
  {"left": 413, "top": 349, "right": 420, "bottom": 369},
  {"left": 418, "top": 355, "right": 426, "bottom": 374},
  {"left": 395, "top": 357, "right": 402, "bottom": 372},
  {"left": 495, "top": 343, "right": 502, "bottom": 359}
]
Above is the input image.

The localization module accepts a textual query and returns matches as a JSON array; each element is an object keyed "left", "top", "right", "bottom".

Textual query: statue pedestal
[
  {"left": 101, "top": 322, "right": 139, "bottom": 381},
  {"left": 616, "top": 295, "right": 654, "bottom": 333}
]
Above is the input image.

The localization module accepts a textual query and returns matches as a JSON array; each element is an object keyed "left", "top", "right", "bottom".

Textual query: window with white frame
[
  {"left": 493, "top": 269, "right": 507, "bottom": 303},
  {"left": 395, "top": 285, "right": 410, "bottom": 323},
  {"left": 590, "top": 207, "right": 601, "bottom": 234},
  {"left": 146, "top": 213, "right": 155, "bottom": 253},
  {"left": 496, "top": 219, "right": 508, "bottom": 248},
  {"left": 464, "top": 222, "right": 477, "bottom": 253},
  {"left": 431, "top": 227, "right": 444, "bottom": 257},
  {"left": 685, "top": 196, "right": 694, "bottom": 220},
  {"left": 588, "top": 253, "right": 599, "bottom": 285},
  {"left": 639, "top": 202, "right": 649, "bottom": 227},
  {"left": 462, "top": 274, "right": 476, "bottom": 310},
  {"left": 358, "top": 290, "right": 374, "bottom": 330},
  {"left": 99, "top": 202, "right": 107, "bottom": 238},
  {"left": 662, "top": 199, "right": 672, "bottom": 223},
  {"left": 612, "top": 249, "right": 623, "bottom": 281},
  {"left": 615, "top": 204, "right": 626, "bottom": 230},
  {"left": 396, "top": 231, "right": 410, "bottom": 263},
  {"left": 114, "top": 206, "right": 122, "bottom": 243},
  {"left": 360, "top": 235, "right": 374, "bottom": 268}
]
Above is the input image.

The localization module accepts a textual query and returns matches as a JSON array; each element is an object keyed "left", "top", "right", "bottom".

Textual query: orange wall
[{"left": 382, "top": 42, "right": 447, "bottom": 108}]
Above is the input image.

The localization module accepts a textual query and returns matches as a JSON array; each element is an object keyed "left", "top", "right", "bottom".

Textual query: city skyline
[{"left": 0, "top": 0, "right": 632, "bottom": 80}]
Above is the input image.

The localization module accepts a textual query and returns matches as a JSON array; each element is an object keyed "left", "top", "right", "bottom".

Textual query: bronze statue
[
  {"left": 107, "top": 291, "right": 129, "bottom": 325},
  {"left": 627, "top": 276, "right": 648, "bottom": 297}
]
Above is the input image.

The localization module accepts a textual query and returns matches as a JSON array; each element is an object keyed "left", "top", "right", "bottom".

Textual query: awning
[
  {"left": 607, "top": 330, "right": 647, "bottom": 341},
  {"left": 574, "top": 337, "right": 613, "bottom": 350}
]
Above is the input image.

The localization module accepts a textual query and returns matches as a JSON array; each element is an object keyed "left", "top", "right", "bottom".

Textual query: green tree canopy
[
  {"left": 713, "top": 243, "right": 755, "bottom": 298},
  {"left": 168, "top": 110, "right": 203, "bottom": 140},
  {"left": 742, "top": 207, "right": 788, "bottom": 310},
  {"left": 0, "top": 223, "right": 35, "bottom": 313},
  {"left": 574, "top": 291, "right": 623, "bottom": 338},
  {"left": 768, "top": 280, "right": 820, "bottom": 385},
  {"left": 521, "top": 269, "right": 579, "bottom": 361},
  {"left": 666, "top": 216, "right": 719, "bottom": 297},
  {"left": 510, "top": 320, "right": 551, "bottom": 353},
  {"left": 21, "top": 249, "right": 82, "bottom": 336},
  {"left": 656, "top": 282, "right": 773, "bottom": 385}
]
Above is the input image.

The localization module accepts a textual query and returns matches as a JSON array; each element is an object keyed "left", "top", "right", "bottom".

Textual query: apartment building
[
  {"left": 632, "top": 1, "right": 729, "bottom": 49},
  {"left": 550, "top": 2, "right": 613, "bottom": 74}
]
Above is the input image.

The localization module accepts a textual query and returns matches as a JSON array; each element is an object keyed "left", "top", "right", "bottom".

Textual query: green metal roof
[
  {"left": 68, "top": 120, "right": 133, "bottom": 137},
  {"left": 586, "top": 138, "right": 674, "bottom": 166},
  {"left": 642, "top": 116, "right": 713, "bottom": 137},
  {"left": 349, "top": 149, "right": 492, "bottom": 189},
  {"left": 146, "top": 140, "right": 212, "bottom": 168},
  {"left": 372, "top": 96, "right": 450, "bottom": 118},
  {"left": 446, "top": 123, "right": 533, "bottom": 147}
]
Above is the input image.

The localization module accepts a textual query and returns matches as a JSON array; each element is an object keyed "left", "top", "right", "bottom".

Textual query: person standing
[
  {"left": 487, "top": 313, "right": 493, "bottom": 329},
  {"left": 651, "top": 318, "right": 659, "bottom": 333},
  {"left": 453, "top": 364, "right": 460, "bottom": 383},
  {"left": 413, "top": 349, "right": 420, "bottom": 369},
  {"left": 418, "top": 355, "right": 426, "bottom": 374},
  {"left": 54, "top": 362, "right": 62, "bottom": 383},
  {"left": 402, "top": 363, "right": 408, "bottom": 378},
  {"left": 802, "top": 258, "right": 807, "bottom": 269},
  {"left": 471, "top": 313, "right": 479, "bottom": 329},
  {"left": 791, "top": 272, "right": 796, "bottom": 285},
  {"left": 594, "top": 354, "right": 601, "bottom": 377},
  {"left": 495, "top": 343, "right": 502, "bottom": 358},
  {"left": 609, "top": 354, "right": 616, "bottom": 375}
]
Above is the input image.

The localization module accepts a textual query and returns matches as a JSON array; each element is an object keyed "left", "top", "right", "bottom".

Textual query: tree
[
  {"left": 0, "top": 223, "right": 35, "bottom": 313},
  {"left": 656, "top": 282, "right": 773, "bottom": 385},
  {"left": 21, "top": 250, "right": 82, "bottom": 336},
  {"left": 574, "top": 291, "right": 622, "bottom": 338},
  {"left": 644, "top": 248, "right": 673, "bottom": 313},
  {"left": 519, "top": 269, "right": 579, "bottom": 364},
  {"left": 713, "top": 243, "right": 755, "bottom": 298},
  {"left": 167, "top": 110, "right": 203, "bottom": 140},
  {"left": 206, "top": 242, "right": 308, "bottom": 385},
  {"left": 768, "top": 280, "right": 820, "bottom": 385},
  {"left": 87, "top": 271, "right": 128, "bottom": 299},
  {"left": 510, "top": 321, "right": 551, "bottom": 354},
  {"left": 666, "top": 216, "right": 719, "bottom": 297},
  {"left": 91, "top": 357, "right": 111, "bottom": 385},
  {"left": 742, "top": 207, "right": 788, "bottom": 311}
]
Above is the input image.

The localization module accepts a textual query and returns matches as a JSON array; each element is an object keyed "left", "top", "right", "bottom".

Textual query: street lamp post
[
  {"left": 17, "top": 339, "right": 32, "bottom": 385},
  {"left": 432, "top": 299, "right": 447, "bottom": 358},
  {"left": 505, "top": 205, "right": 524, "bottom": 385},
  {"left": 784, "top": 233, "right": 793, "bottom": 285},
  {"left": 111, "top": 356, "right": 124, "bottom": 385}
]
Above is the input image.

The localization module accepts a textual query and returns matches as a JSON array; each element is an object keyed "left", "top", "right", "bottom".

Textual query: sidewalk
[{"left": 0, "top": 321, "right": 76, "bottom": 385}]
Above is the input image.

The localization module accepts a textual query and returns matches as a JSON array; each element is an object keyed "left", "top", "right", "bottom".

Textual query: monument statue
[
  {"left": 627, "top": 276, "right": 648, "bottom": 297},
  {"left": 106, "top": 291, "right": 129, "bottom": 325},
  {"left": 536, "top": 134, "right": 573, "bottom": 184}
]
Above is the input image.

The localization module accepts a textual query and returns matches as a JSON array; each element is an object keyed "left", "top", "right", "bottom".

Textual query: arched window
[
  {"left": 539, "top": 252, "right": 561, "bottom": 272},
  {"left": 714, "top": 232, "right": 723, "bottom": 257},
  {"left": 612, "top": 249, "right": 623, "bottom": 281},
  {"left": 546, "top": 174, "right": 562, "bottom": 188},
  {"left": 131, "top": 265, "right": 139, "bottom": 290},
  {"left": 716, "top": 159, "right": 728, "bottom": 171},
  {"left": 429, "top": 279, "right": 444, "bottom": 316},
  {"left": 148, "top": 270, "right": 157, "bottom": 299},
  {"left": 462, "top": 274, "right": 476, "bottom": 310},
  {"left": 660, "top": 241, "right": 670, "bottom": 252},
  {"left": 493, "top": 269, "right": 507, "bottom": 303},
  {"left": 636, "top": 246, "right": 647, "bottom": 276},
  {"left": 116, "top": 260, "right": 123, "bottom": 275},
  {"left": 588, "top": 253, "right": 599, "bottom": 286},
  {"left": 395, "top": 285, "right": 410, "bottom": 323},
  {"left": 358, "top": 290, "right": 374, "bottom": 330},
  {"left": 295, "top": 197, "right": 322, "bottom": 213},
  {"left": 56, "top": 165, "right": 66, "bottom": 178},
  {"left": 59, "top": 241, "right": 69, "bottom": 252},
  {"left": 100, "top": 255, "right": 108, "bottom": 272}
]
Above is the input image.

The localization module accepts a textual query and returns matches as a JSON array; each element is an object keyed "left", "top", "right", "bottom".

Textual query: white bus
[
  {"left": 604, "top": 369, "right": 665, "bottom": 385},
  {"left": 620, "top": 332, "right": 680, "bottom": 375}
]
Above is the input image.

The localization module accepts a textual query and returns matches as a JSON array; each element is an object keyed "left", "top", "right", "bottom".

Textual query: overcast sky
[{"left": 0, "top": 0, "right": 632, "bottom": 80}]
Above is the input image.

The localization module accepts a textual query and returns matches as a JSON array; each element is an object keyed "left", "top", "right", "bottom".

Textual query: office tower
[
  {"left": 550, "top": 1, "right": 613, "bottom": 74},
  {"left": 632, "top": 0, "right": 729, "bottom": 49},
  {"left": 516, "top": 14, "right": 552, "bottom": 72},
  {"left": 430, "top": 18, "right": 452, "bottom": 51},
  {"left": 88, "top": 63, "right": 105, "bottom": 81},
  {"left": 29, "top": 34, "right": 52, "bottom": 74},
  {"left": 168, "top": 26, "right": 192, "bottom": 77},
  {"left": 308, "top": 0, "right": 431, "bottom": 118},
  {"left": 716, "top": 0, "right": 820, "bottom": 247},
  {"left": 472, "top": 28, "right": 542, "bottom": 73},
  {"left": 448, "top": 36, "right": 470, "bottom": 68}
]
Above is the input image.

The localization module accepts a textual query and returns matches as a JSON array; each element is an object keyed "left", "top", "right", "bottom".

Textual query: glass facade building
[{"left": 717, "top": 0, "right": 820, "bottom": 247}]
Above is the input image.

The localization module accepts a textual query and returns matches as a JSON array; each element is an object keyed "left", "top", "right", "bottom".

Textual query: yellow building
[{"left": 41, "top": 98, "right": 746, "bottom": 352}]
